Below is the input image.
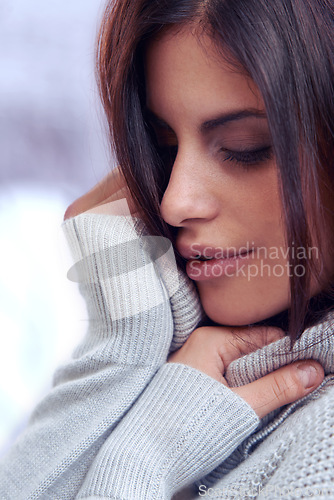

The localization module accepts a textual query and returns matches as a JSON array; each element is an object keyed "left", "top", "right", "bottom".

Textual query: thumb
[{"left": 233, "top": 360, "right": 324, "bottom": 419}]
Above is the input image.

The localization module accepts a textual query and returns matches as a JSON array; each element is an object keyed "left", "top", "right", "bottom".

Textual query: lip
[
  {"left": 187, "top": 251, "right": 254, "bottom": 281},
  {"left": 177, "top": 243, "right": 253, "bottom": 261},
  {"left": 177, "top": 244, "right": 255, "bottom": 281}
]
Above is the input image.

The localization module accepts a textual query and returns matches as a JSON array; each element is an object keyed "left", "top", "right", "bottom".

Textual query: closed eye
[{"left": 220, "top": 145, "right": 273, "bottom": 167}]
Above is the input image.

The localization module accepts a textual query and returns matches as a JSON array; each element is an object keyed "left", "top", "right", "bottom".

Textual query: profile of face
[{"left": 145, "top": 25, "right": 316, "bottom": 326}]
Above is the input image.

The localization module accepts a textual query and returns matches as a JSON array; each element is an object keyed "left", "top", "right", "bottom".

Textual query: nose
[{"left": 160, "top": 149, "right": 219, "bottom": 228}]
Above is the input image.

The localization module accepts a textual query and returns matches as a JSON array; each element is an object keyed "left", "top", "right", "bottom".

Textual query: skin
[
  {"left": 65, "top": 25, "right": 325, "bottom": 417},
  {"left": 146, "top": 26, "right": 296, "bottom": 326}
]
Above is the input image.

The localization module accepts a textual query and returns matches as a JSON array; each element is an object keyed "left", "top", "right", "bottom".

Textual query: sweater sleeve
[
  {"left": 0, "top": 213, "right": 203, "bottom": 500},
  {"left": 75, "top": 362, "right": 259, "bottom": 500}
]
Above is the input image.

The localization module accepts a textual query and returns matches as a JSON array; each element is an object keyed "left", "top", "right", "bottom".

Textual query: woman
[{"left": 1, "top": 0, "right": 333, "bottom": 498}]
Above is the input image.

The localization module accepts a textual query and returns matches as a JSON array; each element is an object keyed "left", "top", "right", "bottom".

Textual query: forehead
[{"left": 144, "top": 25, "right": 264, "bottom": 122}]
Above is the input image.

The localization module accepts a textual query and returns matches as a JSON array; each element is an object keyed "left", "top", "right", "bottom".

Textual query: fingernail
[{"left": 296, "top": 363, "right": 318, "bottom": 389}]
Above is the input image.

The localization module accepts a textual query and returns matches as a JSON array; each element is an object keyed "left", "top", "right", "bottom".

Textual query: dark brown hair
[{"left": 96, "top": 0, "right": 334, "bottom": 341}]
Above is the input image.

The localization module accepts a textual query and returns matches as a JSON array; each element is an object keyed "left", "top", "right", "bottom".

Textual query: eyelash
[
  {"left": 156, "top": 143, "right": 273, "bottom": 170},
  {"left": 220, "top": 146, "right": 273, "bottom": 167}
]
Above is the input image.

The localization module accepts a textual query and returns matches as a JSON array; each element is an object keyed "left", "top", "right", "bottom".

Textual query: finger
[
  {"left": 217, "top": 326, "right": 285, "bottom": 366},
  {"left": 64, "top": 167, "right": 125, "bottom": 220},
  {"left": 93, "top": 186, "right": 140, "bottom": 216},
  {"left": 233, "top": 360, "right": 324, "bottom": 419}
]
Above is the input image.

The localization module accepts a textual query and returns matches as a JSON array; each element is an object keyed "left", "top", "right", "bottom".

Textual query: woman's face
[{"left": 145, "top": 25, "right": 305, "bottom": 325}]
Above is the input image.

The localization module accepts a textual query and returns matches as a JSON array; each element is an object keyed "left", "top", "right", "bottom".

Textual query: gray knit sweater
[{"left": 0, "top": 213, "right": 333, "bottom": 500}]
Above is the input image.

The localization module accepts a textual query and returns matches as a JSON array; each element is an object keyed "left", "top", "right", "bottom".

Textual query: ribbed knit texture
[
  {"left": 0, "top": 213, "right": 203, "bottom": 499},
  {"left": 225, "top": 312, "right": 334, "bottom": 386},
  {"left": 75, "top": 317, "right": 334, "bottom": 500},
  {"left": 193, "top": 314, "right": 334, "bottom": 499},
  {"left": 75, "top": 363, "right": 258, "bottom": 499},
  {"left": 194, "top": 378, "right": 334, "bottom": 500},
  {"left": 1, "top": 212, "right": 333, "bottom": 499}
]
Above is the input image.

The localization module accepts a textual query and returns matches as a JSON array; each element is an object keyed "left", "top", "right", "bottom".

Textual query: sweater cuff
[
  {"left": 62, "top": 213, "right": 170, "bottom": 322},
  {"left": 77, "top": 363, "right": 259, "bottom": 500},
  {"left": 61, "top": 213, "right": 176, "bottom": 367}
]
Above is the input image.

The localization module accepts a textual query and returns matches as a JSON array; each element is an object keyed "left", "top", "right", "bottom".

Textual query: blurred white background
[{"left": 0, "top": 0, "right": 112, "bottom": 455}]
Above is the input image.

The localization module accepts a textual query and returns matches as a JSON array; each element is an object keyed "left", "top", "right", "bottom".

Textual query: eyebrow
[
  {"left": 200, "top": 109, "right": 267, "bottom": 132},
  {"left": 145, "top": 107, "right": 267, "bottom": 133}
]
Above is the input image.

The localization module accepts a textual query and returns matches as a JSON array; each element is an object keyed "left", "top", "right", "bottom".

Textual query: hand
[
  {"left": 64, "top": 167, "right": 140, "bottom": 220},
  {"left": 168, "top": 325, "right": 324, "bottom": 419}
]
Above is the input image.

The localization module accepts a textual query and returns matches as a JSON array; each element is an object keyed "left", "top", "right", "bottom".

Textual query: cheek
[
  {"left": 251, "top": 169, "right": 285, "bottom": 243},
  {"left": 197, "top": 168, "right": 290, "bottom": 325},
  {"left": 253, "top": 171, "right": 282, "bottom": 220},
  {"left": 216, "top": 158, "right": 282, "bottom": 212},
  {"left": 225, "top": 166, "right": 286, "bottom": 246}
]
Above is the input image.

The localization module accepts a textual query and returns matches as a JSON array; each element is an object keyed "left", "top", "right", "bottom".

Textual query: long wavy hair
[{"left": 95, "top": 0, "right": 334, "bottom": 342}]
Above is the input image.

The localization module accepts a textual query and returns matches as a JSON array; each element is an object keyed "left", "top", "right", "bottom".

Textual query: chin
[
  {"left": 198, "top": 284, "right": 290, "bottom": 327},
  {"left": 203, "top": 303, "right": 270, "bottom": 326}
]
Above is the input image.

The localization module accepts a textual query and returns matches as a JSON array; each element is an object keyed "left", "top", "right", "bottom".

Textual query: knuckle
[
  {"left": 188, "top": 327, "right": 220, "bottom": 353},
  {"left": 270, "top": 373, "right": 291, "bottom": 401},
  {"left": 271, "top": 370, "right": 302, "bottom": 403},
  {"left": 190, "top": 327, "right": 208, "bottom": 342}
]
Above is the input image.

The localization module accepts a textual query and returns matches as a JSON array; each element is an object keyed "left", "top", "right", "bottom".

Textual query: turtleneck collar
[{"left": 226, "top": 311, "right": 334, "bottom": 388}]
